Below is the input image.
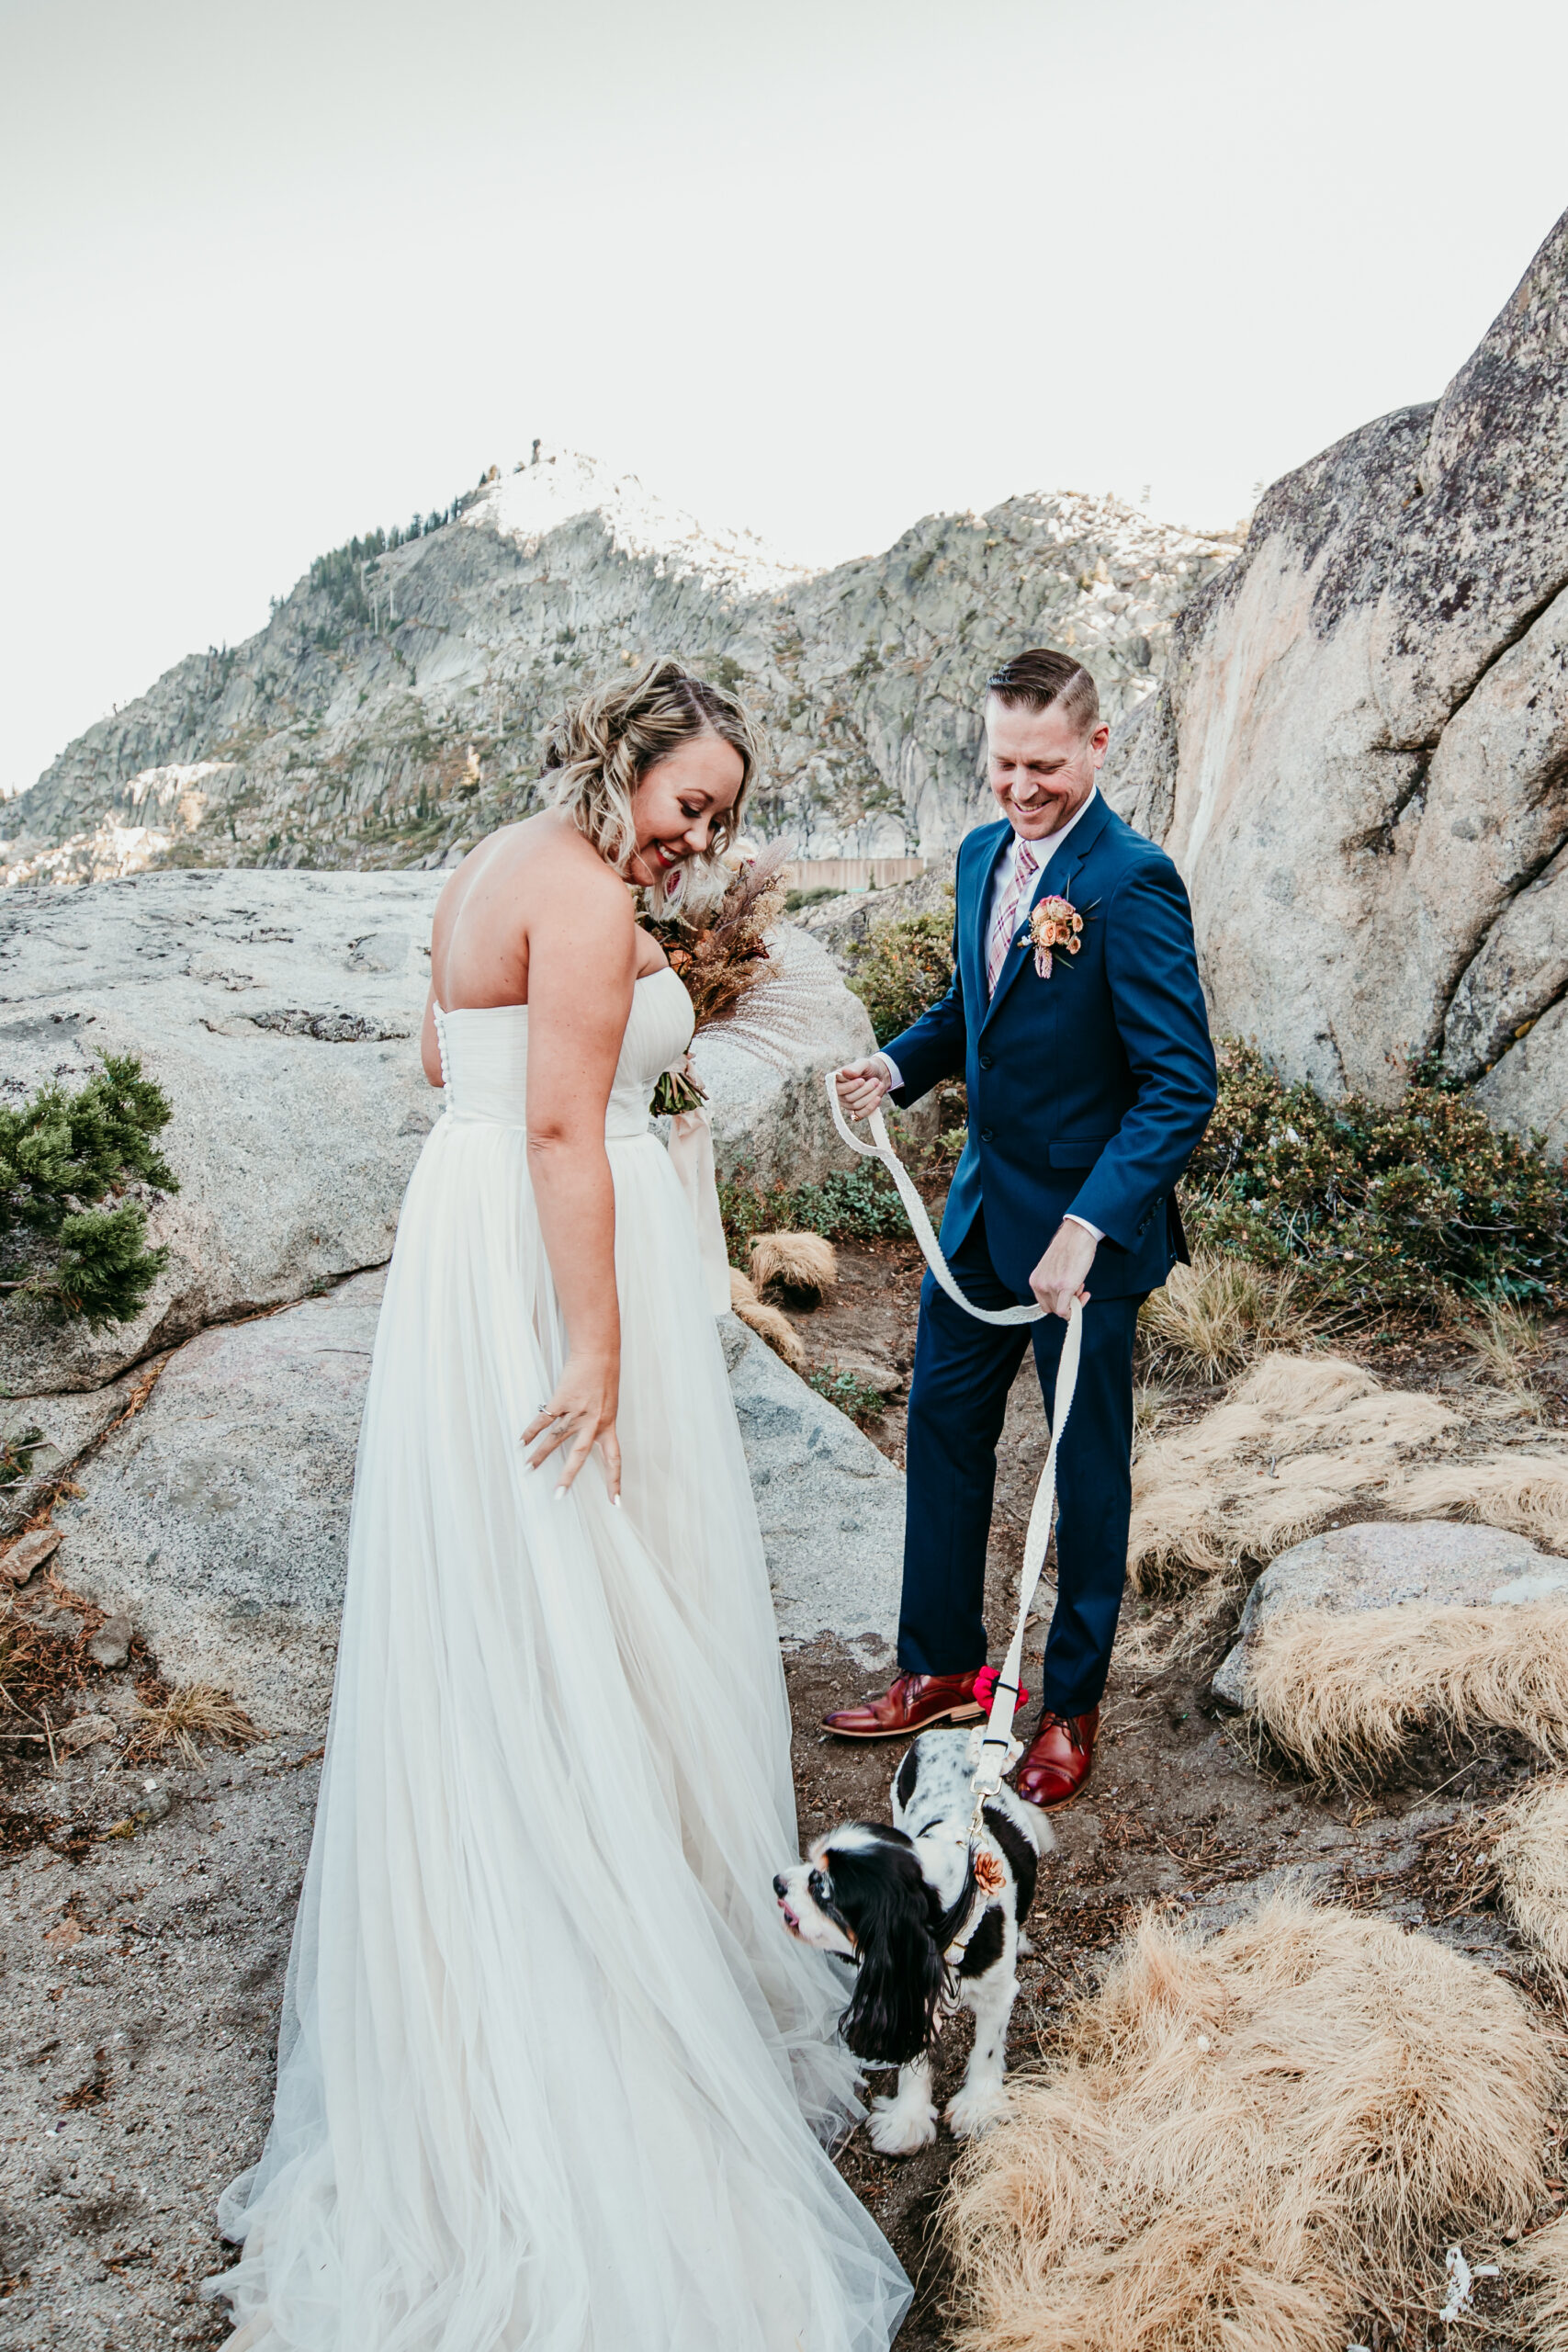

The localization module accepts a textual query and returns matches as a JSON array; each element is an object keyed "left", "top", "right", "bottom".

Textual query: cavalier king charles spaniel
[{"left": 774, "top": 1725, "right": 1054, "bottom": 2154}]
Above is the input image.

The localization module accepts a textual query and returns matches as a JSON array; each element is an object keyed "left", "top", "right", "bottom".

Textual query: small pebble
[{"left": 86, "top": 1612, "right": 134, "bottom": 1669}]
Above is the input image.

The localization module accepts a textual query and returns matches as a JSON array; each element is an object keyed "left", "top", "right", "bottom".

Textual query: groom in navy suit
[{"left": 824, "top": 650, "right": 1216, "bottom": 1808}]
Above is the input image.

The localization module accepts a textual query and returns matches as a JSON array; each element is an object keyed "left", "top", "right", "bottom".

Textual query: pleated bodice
[{"left": 433, "top": 967, "right": 694, "bottom": 1138}]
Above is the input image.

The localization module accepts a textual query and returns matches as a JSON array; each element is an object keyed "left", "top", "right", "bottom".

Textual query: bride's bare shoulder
[
  {"left": 523, "top": 815, "right": 639, "bottom": 948},
  {"left": 428, "top": 813, "right": 636, "bottom": 1012},
  {"left": 436, "top": 811, "right": 628, "bottom": 924}
]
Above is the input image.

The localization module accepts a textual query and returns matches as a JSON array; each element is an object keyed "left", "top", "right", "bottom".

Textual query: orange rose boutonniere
[{"left": 1027, "top": 894, "right": 1085, "bottom": 979}]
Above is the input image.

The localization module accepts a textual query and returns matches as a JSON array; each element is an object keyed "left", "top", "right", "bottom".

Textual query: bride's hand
[{"left": 522, "top": 1356, "right": 622, "bottom": 1502}]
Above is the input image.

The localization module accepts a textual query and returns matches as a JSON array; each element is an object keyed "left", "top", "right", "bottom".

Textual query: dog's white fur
[{"left": 774, "top": 1726, "right": 1055, "bottom": 2155}]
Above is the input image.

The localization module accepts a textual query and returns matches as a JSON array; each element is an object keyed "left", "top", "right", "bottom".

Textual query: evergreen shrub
[
  {"left": 0, "top": 1057, "right": 178, "bottom": 1326},
  {"left": 845, "top": 908, "right": 954, "bottom": 1045},
  {"left": 1190, "top": 1042, "right": 1568, "bottom": 1313},
  {"left": 807, "top": 1363, "right": 892, "bottom": 1429},
  {"left": 720, "top": 1164, "right": 908, "bottom": 1259}
]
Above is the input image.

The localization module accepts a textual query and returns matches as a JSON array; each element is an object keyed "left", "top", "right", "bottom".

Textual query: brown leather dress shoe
[
  {"left": 1013, "top": 1706, "right": 1100, "bottom": 1809},
  {"left": 821, "top": 1670, "right": 986, "bottom": 1740}
]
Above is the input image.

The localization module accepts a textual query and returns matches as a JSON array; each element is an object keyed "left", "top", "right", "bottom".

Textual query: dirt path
[
  {"left": 0, "top": 1735, "right": 313, "bottom": 2349},
  {"left": 787, "top": 1240, "right": 1568, "bottom": 2346}
]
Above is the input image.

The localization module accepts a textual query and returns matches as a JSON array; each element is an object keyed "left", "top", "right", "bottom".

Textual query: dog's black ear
[{"left": 833, "top": 1844, "right": 948, "bottom": 2068}]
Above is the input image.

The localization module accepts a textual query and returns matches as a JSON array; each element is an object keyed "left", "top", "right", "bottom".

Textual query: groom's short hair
[{"left": 987, "top": 649, "right": 1100, "bottom": 737}]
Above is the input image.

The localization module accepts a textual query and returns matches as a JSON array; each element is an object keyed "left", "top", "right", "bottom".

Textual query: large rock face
[
  {"left": 3, "top": 451, "right": 1237, "bottom": 875},
  {"left": 50, "top": 1271, "right": 388, "bottom": 1732},
  {"left": 0, "top": 871, "right": 874, "bottom": 1397},
  {"left": 719, "top": 1316, "right": 903, "bottom": 1650},
  {"left": 1103, "top": 208, "right": 1568, "bottom": 1153},
  {"left": 0, "top": 869, "right": 444, "bottom": 1395}
]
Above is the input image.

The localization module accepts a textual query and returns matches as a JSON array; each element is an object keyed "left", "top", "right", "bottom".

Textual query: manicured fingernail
[
  {"left": 612, "top": 1495, "right": 622, "bottom": 1509},
  {"left": 554, "top": 1486, "right": 568, "bottom": 1502}
]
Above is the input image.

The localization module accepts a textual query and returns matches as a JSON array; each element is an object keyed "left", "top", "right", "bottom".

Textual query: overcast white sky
[{"left": 4, "top": 0, "right": 1566, "bottom": 798}]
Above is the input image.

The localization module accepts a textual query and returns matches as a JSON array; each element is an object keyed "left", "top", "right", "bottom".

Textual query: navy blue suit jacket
[{"left": 885, "top": 796, "right": 1217, "bottom": 1302}]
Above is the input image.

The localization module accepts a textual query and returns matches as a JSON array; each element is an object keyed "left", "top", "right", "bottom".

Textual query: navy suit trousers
[{"left": 898, "top": 1214, "right": 1143, "bottom": 1718}]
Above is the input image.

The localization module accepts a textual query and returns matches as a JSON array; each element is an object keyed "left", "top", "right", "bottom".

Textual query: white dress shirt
[{"left": 876, "top": 789, "right": 1104, "bottom": 1248}]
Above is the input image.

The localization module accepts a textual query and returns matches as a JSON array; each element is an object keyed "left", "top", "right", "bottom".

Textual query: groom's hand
[
  {"left": 835, "top": 1057, "right": 892, "bottom": 1121},
  {"left": 1030, "top": 1220, "right": 1096, "bottom": 1320}
]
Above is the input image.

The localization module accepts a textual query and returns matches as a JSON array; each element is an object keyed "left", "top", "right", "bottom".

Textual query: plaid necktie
[{"left": 987, "top": 837, "right": 1039, "bottom": 995}]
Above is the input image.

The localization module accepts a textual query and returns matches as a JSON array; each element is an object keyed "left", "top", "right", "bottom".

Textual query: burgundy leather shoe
[
  {"left": 1013, "top": 1706, "right": 1100, "bottom": 1809},
  {"left": 821, "top": 1670, "right": 986, "bottom": 1741}
]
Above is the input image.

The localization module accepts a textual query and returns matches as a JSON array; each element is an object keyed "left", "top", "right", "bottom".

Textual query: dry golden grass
[
  {"left": 1127, "top": 1352, "right": 1454, "bottom": 1594},
  {"left": 1395, "top": 1449, "right": 1568, "bottom": 1550},
  {"left": 1495, "top": 1773, "right": 1568, "bottom": 1991},
  {"left": 1243, "top": 1602, "right": 1568, "bottom": 1788},
  {"left": 125, "top": 1682, "right": 264, "bottom": 1767},
  {"left": 728, "top": 1268, "right": 806, "bottom": 1371},
  {"left": 1509, "top": 2211, "right": 1568, "bottom": 2349},
  {"left": 1461, "top": 1299, "right": 1546, "bottom": 1419},
  {"left": 1138, "top": 1251, "right": 1316, "bottom": 1385},
  {"left": 0, "top": 1600, "right": 23, "bottom": 1709},
  {"left": 1131, "top": 1375, "right": 1176, "bottom": 1451},
  {"left": 749, "top": 1229, "right": 838, "bottom": 1303},
  {"left": 943, "top": 1893, "right": 1559, "bottom": 2352}
]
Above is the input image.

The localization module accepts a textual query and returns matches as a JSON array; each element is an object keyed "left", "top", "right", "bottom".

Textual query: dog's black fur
[{"left": 830, "top": 1826, "right": 978, "bottom": 2066}]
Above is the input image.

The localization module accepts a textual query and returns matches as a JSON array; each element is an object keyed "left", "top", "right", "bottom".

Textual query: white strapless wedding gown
[{"left": 208, "top": 971, "right": 910, "bottom": 2350}]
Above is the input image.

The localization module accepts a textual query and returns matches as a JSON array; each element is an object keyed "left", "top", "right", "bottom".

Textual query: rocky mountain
[
  {"left": 2, "top": 450, "right": 1237, "bottom": 881},
  {"left": 1102, "top": 205, "right": 1568, "bottom": 1157}
]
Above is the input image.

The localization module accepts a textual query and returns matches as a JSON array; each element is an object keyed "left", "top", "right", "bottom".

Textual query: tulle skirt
[{"left": 205, "top": 1114, "right": 910, "bottom": 2349}]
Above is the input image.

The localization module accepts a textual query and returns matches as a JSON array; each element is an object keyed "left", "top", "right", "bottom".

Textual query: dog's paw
[
  {"left": 868, "top": 2095, "right": 940, "bottom": 2157},
  {"left": 1017, "top": 1929, "right": 1033, "bottom": 1958},
  {"left": 945, "top": 2080, "right": 1012, "bottom": 2141}
]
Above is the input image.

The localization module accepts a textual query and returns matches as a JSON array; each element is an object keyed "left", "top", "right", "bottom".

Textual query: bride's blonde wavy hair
[{"left": 540, "top": 657, "right": 763, "bottom": 881}]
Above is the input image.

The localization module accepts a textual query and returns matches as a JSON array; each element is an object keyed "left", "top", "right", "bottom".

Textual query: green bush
[
  {"left": 846, "top": 906, "right": 954, "bottom": 1045},
  {"left": 807, "top": 1364, "right": 891, "bottom": 1429},
  {"left": 0, "top": 1422, "right": 45, "bottom": 1494},
  {"left": 1190, "top": 1041, "right": 1568, "bottom": 1313},
  {"left": 0, "top": 1056, "right": 178, "bottom": 1326},
  {"left": 720, "top": 1163, "right": 909, "bottom": 1259},
  {"left": 784, "top": 886, "right": 840, "bottom": 913}
]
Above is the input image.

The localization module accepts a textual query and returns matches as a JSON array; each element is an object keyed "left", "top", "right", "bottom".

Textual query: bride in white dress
[{"left": 206, "top": 661, "right": 910, "bottom": 2349}]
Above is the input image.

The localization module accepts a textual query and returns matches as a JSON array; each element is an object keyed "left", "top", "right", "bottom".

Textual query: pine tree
[{"left": 0, "top": 1056, "right": 178, "bottom": 1327}]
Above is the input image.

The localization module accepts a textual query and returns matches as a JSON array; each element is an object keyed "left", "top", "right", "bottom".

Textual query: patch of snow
[{"left": 468, "top": 446, "right": 808, "bottom": 596}]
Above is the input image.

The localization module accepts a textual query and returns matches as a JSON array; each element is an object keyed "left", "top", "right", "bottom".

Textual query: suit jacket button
[
  {"left": 978, "top": 1053, "right": 994, "bottom": 1070},
  {"left": 979, "top": 1126, "right": 995, "bottom": 1143}
]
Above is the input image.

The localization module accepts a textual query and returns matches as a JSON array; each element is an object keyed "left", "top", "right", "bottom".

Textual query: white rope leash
[
  {"left": 826, "top": 1077, "right": 1044, "bottom": 1329},
  {"left": 824, "top": 1071, "right": 1084, "bottom": 1854}
]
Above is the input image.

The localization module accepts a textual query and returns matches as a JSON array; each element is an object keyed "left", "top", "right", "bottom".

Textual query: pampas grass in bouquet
[{"left": 642, "top": 841, "right": 791, "bottom": 1034}]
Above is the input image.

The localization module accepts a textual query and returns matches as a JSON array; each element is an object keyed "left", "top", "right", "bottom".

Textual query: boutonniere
[{"left": 1025, "top": 894, "right": 1087, "bottom": 979}]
